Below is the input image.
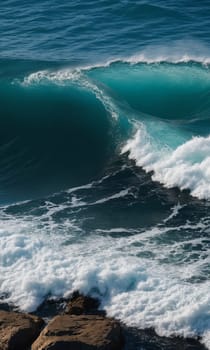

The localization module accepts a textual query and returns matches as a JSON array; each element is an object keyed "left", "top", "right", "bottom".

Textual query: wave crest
[{"left": 122, "top": 126, "right": 210, "bottom": 199}]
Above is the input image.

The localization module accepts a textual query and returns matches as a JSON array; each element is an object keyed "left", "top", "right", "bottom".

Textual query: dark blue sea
[{"left": 1, "top": 1, "right": 210, "bottom": 348}]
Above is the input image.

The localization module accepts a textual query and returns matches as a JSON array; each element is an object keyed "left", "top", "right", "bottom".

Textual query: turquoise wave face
[
  {"left": 88, "top": 61, "right": 210, "bottom": 122},
  {"left": 87, "top": 61, "right": 210, "bottom": 151},
  {"left": 0, "top": 80, "right": 112, "bottom": 202},
  {"left": 1, "top": 60, "right": 210, "bottom": 201}
]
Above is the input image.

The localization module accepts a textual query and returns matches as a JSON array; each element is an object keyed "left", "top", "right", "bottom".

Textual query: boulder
[
  {"left": 65, "top": 292, "right": 104, "bottom": 316},
  {"left": 0, "top": 310, "right": 44, "bottom": 350},
  {"left": 32, "top": 314, "right": 123, "bottom": 350}
]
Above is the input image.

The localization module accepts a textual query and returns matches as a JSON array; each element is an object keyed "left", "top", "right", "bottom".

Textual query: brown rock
[
  {"left": 0, "top": 310, "right": 44, "bottom": 350},
  {"left": 65, "top": 292, "right": 103, "bottom": 316},
  {"left": 32, "top": 314, "right": 123, "bottom": 350}
]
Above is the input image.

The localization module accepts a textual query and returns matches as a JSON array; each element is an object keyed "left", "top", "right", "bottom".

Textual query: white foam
[
  {"left": 119, "top": 41, "right": 210, "bottom": 65},
  {"left": 98, "top": 41, "right": 210, "bottom": 66},
  {"left": 95, "top": 227, "right": 139, "bottom": 234},
  {"left": 1, "top": 212, "right": 210, "bottom": 347},
  {"left": 163, "top": 203, "right": 185, "bottom": 223},
  {"left": 122, "top": 125, "right": 210, "bottom": 200},
  {"left": 91, "top": 188, "right": 131, "bottom": 205},
  {"left": 66, "top": 182, "right": 94, "bottom": 194},
  {"left": 67, "top": 189, "right": 131, "bottom": 208},
  {"left": 22, "top": 69, "right": 82, "bottom": 86},
  {"left": 91, "top": 42, "right": 210, "bottom": 67}
]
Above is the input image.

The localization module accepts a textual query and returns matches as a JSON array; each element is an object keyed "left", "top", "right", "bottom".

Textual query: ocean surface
[{"left": 1, "top": 0, "right": 210, "bottom": 348}]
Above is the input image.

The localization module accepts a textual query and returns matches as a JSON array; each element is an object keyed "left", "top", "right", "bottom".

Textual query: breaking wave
[{"left": 1, "top": 57, "right": 210, "bottom": 200}]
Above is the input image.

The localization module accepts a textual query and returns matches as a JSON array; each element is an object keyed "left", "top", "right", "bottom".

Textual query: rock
[
  {"left": 0, "top": 303, "right": 12, "bottom": 312},
  {"left": 34, "top": 297, "right": 68, "bottom": 319},
  {"left": 65, "top": 292, "right": 104, "bottom": 316},
  {"left": 0, "top": 310, "right": 44, "bottom": 350},
  {"left": 32, "top": 314, "right": 123, "bottom": 350}
]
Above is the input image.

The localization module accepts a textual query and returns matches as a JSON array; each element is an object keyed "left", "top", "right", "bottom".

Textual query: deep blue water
[
  {"left": 1, "top": 1, "right": 210, "bottom": 348},
  {"left": 1, "top": 0, "right": 210, "bottom": 62}
]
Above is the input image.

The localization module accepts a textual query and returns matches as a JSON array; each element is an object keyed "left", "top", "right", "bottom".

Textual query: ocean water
[{"left": 1, "top": 0, "right": 210, "bottom": 348}]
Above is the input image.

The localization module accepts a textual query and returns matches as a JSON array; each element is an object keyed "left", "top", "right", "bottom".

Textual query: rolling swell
[{"left": 1, "top": 58, "right": 210, "bottom": 201}]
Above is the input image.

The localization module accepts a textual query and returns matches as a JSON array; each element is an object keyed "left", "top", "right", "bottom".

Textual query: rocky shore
[{"left": 0, "top": 292, "right": 207, "bottom": 350}]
